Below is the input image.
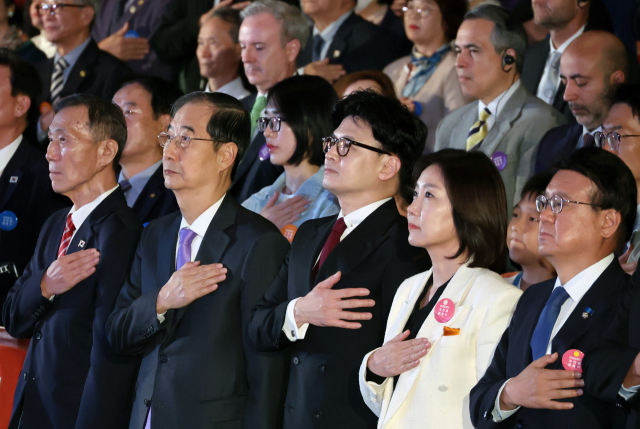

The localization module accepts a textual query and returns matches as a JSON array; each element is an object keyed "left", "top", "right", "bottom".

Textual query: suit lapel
[
  {"left": 513, "top": 281, "right": 554, "bottom": 368},
  {"left": 480, "top": 84, "right": 528, "bottom": 157},
  {"left": 0, "top": 140, "right": 29, "bottom": 210},
  {"left": 132, "top": 165, "right": 165, "bottom": 222},
  {"left": 552, "top": 82, "right": 567, "bottom": 113},
  {"left": 61, "top": 40, "right": 97, "bottom": 97},
  {"left": 302, "top": 217, "right": 334, "bottom": 289},
  {"left": 326, "top": 13, "right": 355, "bottom": 64},
  {"left": 157, "top": 214, "right": 181, "bottom": 290}
]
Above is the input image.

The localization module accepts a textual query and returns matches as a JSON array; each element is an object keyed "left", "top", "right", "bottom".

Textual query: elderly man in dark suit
[
  {"left": 249, "top": 90, "right": 431, "bottom": 429},
  {"left": 3, "top": 95, "right": 143, "bottom": 429},
  {"left": 112, "top": 76, "right": 182, "bottom": 225},
  {"left": 0, "top": 51, "right": 68, "bottom": 310},
  {"left": 105, "top": 92, "right": 290, "bottom": 429},
  {"left": 470, "top": 148, "right": 635, "bottom": 429}
]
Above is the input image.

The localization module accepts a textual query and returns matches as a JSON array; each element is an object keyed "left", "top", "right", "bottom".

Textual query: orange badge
[
  {"left": 39, "top": 101, "right": 52, "bottom": 115},
  {"left": 281, "top": 224, "right": 298, "bottom": 243}
]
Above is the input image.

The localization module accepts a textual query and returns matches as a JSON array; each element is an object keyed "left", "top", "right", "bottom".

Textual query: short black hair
[
  {"left": 610, "top": 83, "right": 640, "bottom": 122},
  {"left": 332, "top": 89, "right": 428, "bottom": 203},
  {"left": 171, "top": 92, "right": 250, "bottom": 180},
  {"left": 520, "top": 171, "right": 554, "bottom": 201},
  {"left": 267, "top": 75, "right": 338, "bottom": 167},
  {"left": 202, "top": 7, "right": 241, "bottom": 43},
  {"left": 117, "top": 75, "right": 183, "bottom": 119},
  {"left": 0, "top": 48, "right": 42, "bottom": 128},
  {"left": 413, "top": 149, "right": 508, "bottom": 272},
  {"left": 54, "top": 94, "right": 127, "bottom": 171},
  {"left": 556, "top": 147, "right": 637, "bottom": 248}
]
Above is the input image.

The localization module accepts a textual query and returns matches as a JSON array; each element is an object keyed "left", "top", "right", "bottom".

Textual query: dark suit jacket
[
  {"left": 2, "top": 188, "right": 142, "bottom": 429},
  {"left": 249, "top": 199, "right": 431, "bottom": 429},
  {"left": 297, "top": 12, "right": 399, "bottom": 73},
  {"left": 35, "top": 38, "right": 131, "bottom": 104},
  {"left": 534, "top": 122, "right": 583, "bottom": 174},
  {"left": 583, "top": 270, "right": 640, "bottom": 429},
  {"left": 470, "top": 259, "right": 630, "bottom": 429},
  {"left": 229, "top": 93, "right": 283, "bottom": 204},
  {"left": 0, "top": 138, "right": 69, "bottom": 310},
  {"left": 130, "top": 165, "right": 178, "bottom": 225},
  {"left": 105, "top": 195, "right": 291, "bottom": 429}
]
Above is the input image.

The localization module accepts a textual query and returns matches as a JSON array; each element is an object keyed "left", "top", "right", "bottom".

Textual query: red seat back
[{"left": 0, "top": 345, "right": 27, "bottom": 428}]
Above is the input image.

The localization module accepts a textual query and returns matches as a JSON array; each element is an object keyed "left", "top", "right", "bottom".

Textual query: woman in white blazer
[
  {"left": 383, "top": 0, "right": 469, "bottom": 152},
  {"left": 359, "top": 149, "right": 522, "bottom": 429}
]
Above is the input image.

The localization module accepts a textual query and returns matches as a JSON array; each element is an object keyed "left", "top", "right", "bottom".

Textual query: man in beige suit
[{"left": 434, "top": 4, "right": 566, "bottom": 210}]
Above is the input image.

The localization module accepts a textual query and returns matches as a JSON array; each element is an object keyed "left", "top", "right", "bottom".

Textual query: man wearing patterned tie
[
  {"left": 105, "top": 92, "right": 291, "bottom": 429},
  {"left": 248, "top": 90, "right": 431, "bottom": 429},
  {"left": 2, "top": 94, "right": 143, "bottom": 429},
  {"left": 470, "top": 147, "right": 636, "bottom": 429},
  {"left": 434, "top": 4, "right": 565, "bottom": 211}
]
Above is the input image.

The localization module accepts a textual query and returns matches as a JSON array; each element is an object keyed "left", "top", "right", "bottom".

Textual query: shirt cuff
[
  {"left": 297, "top": 66, "right": 305, "bottom": 75},
  {"left": 619, "top": 383, "right": 640, "bottom": 401},
  {"left": 492, "top": 378, "right": 520, "bottom": 422},
  {"left": 157, "top": 312, "right": 167, "bottom": 324},
  {"left": 282, "top": 298, "right": 309, "bottom": 342}
]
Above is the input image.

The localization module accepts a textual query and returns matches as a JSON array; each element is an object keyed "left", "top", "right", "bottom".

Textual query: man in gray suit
[{"left": 435, "top": 4, "right": 566, "bottom": 210}]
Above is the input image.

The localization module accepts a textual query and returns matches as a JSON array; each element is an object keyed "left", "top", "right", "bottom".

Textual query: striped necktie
[
  {"left": 57, "top": 214, "right": 75, "bottom": 259},
  {"left": 50, "top": 57, "right": 69, "bottom": 105},
  {"left": 466, "top": 107, "right": 491, "bottom": 151}
]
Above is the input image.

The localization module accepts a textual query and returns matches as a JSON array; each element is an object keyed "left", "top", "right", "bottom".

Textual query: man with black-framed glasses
[
  {"left": 471, "top": 147, "right": 636, "bottom": 429},
  {"left": 248, "top": 90, "right": 431, "bottom": 429}
]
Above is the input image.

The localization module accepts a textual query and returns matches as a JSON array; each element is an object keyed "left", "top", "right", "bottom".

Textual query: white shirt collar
[
  {"left": 582, "top": 125, "right": 601, "bottom": 137},
  {"left": 313, "top": 10, "right": 353, "bottom": 41},
  {"left": 69, "top": 185, "right": 119, "bottom": 230},
  {"left": 553, "top": 253, "right": 614, "bottom": 302},
  {"left": 550, "top": 25, "right": 586, "bottom": 53},
  {"left": 179, "top": 194, "right": 226, "bottom": 237},
  {"left": 339, "top": 197, "right": 392, "bottom": 234},
  {"left": 478, "top": 79, "right": 521, "bottom": 119},
  {"left": 0, "top": 135, "right": 23, "bottom": 177},
  {"left": 205, "top": 76, "right": 251, "bottom": 100}
]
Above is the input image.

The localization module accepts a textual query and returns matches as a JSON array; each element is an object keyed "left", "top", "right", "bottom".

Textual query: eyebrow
[
  {"left": 559, "top": 73, "right": 588, "bottom": 80},
  {"left": 167, "top": 124, "right": 196, "bottom": 133},
  {"left": 123, "top": 101, "right": 137, "bottom": 107},
  {"left": 456, "top": 43, "right": 481, "bottom": 50},
  {"left": 603, "top": 125, "right": 623, "bottom": 132},
  {"left": 416, "top": 182, "right": 441, "bottom": 190}
]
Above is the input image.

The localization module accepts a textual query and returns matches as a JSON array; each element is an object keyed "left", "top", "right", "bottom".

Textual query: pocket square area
[{"left": 443, "top": 327, "right": 460, "bottom": 336}]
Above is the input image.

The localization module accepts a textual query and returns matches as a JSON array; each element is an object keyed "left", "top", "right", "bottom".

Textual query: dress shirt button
[
  {"left": 159, "top": 355, "right": 168, "bottom": 363},
  {"left": 35, "top": 332, "right": 42, "bottom": 340},
  {"left": 438, "top": 384, "right": 448, "bottom": 392},
  {"left": 290, "top": 330, "right": 295, "bottom": 338},
  {"left": 293, "top": 357, "right": 299, "bottom": 365},
  {"left": 23, "top": 372, "right": 27, "bottom": 380},
  {"left": 318, "top": 364, "right": 326, "bottom": 372},
  {"left": 274, "top": 341, "right": 279, "bottom": 347},
  {"left": 315, "top": 410, "right": 322, "bottom": 419}
]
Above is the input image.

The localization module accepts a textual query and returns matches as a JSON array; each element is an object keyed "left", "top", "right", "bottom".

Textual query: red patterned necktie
[
  {"left": 57, "top": 214, "right": 76, "bottom": 259},
  {"left": 312, "top": 217, "right": 347, "bottom": 281}
]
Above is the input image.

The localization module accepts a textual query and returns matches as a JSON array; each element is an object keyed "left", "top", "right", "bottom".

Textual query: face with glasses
[
  {"left": 322, "top": 116, "right": 399, "bottom": 198},
  {"left": 40, "top": 0, "right": 93, "bottom": 45},
  {"left": 258, "top": 104, "right": 297, "bottom": 166},
  {"left": 599, "top": 103, "right": 640, "bottom": 185},
  {"left": 403, "top": 0, "right": 445, "bottom": 47}
]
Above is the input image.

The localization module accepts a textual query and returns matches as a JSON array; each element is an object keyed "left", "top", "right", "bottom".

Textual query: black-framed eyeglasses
[
  {"left": 535, "top": 194, "right": 601, "bottom": 214},
  {"left": 257, "top": 117, "right": 285, "bottom": 133},
  {"left": 594, "top": 131, "right": 640, "bottom": 151},
  {"left": 402, "top": 3, "right": 431, "bottom": 17},
  {"left": 322, "top": 136, "right": 392, "bottom": 157},
  {"left": 36, "top": 3, "right": 88, "bottom": 16},
  {"left": 158, "top": 132, "right": 220, "bottom": 150}
]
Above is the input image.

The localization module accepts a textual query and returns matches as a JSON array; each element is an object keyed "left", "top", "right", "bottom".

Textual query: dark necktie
[
  {"left": 312, "top": 34, "right": 324, "bottom": 62},
  {"left": 312, "top": 217, "right": 347, "bottom": 281},
  {"left": 530, "top": 286, "right": 570, "bottom": 360},
  {"left": 582, "top": 133, "right": 595, "bottom": 148},
  {"left": 119, "top": 179, "right": 132, "bottom": 193}
]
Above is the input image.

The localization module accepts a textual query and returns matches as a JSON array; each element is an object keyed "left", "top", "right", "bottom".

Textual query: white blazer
[{"left": 359, "top": 264, "right": 522, "bottom": 429}]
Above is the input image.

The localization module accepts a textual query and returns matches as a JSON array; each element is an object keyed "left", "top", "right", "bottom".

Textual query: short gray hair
[
  {"left": 464, "top": 4, "right": 527, "bottom": 74},
  {"left": 74, "top": 0, "right": 100, "bottom": 13},
  {"left": 240, "top": 0, "right": 310, "bottom": 49}
]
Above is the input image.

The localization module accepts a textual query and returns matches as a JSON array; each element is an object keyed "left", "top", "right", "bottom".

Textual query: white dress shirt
[
  {"left": 493, "top": 254, "right": 615, "bottom": 421},
  {"left": 478, "top": 80, "right": 522, "bottom": 134},
  {"left": 68, "top": 185, "right": 120, "bottom": 242},
  {"left": 204, "top": 76, "right": 250, "bottom": 100},
  {"left": 0, "top": 135, "right": 22, "bottom": 177},
  {"left": 536, "top": 27, "right": 585, "bottom": 103},
  {"left": 282, "top": 197, "right": 393, "bottom": 341}
]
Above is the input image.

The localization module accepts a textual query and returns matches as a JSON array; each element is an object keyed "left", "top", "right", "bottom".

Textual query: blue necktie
[
  {"left": 530, "top": 286, "right": 570, "bottom": 360},
  {"left": 312, "top": 34, "right": 324, "bottom": 62}
]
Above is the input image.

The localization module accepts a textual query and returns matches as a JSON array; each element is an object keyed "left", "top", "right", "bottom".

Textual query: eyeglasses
[
  {"left": 402, "top": 3, "right": 431, "bottom": 17},
  {"left": 158, "top": 132, "right": 220, "bottom": 149},
  {"left": 593, "top": 131, "right": 640, "bottom": 151},
  {"left": 322, "top": 136, "right": 392, "bottom": 157},
  {"left": 36, "top": 3, "right": 88, "bottom": 16},
  {"left": 257, "top": 117, "right": 285, "bottom": 133},
  {"left": 535, "top": 194, "right": 600, "bottom": 214}
]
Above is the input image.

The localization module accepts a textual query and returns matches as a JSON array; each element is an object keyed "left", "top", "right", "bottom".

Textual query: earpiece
[{"left": 502, "top": 53, "right": 515, "bottom": 72}]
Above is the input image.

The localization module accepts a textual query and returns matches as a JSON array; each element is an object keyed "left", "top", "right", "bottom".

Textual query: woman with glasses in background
[{"left": 242, "top": 75, "right": 340, "bottom": 234}]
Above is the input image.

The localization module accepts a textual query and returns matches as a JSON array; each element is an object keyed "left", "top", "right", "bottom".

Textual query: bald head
[{"left": 559, "top": 31, "right": 628, "bottom": 130}]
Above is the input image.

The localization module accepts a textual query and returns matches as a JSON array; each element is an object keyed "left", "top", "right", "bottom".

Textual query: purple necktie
[
  {"left": 582, "top": 133, "right": 595, "bottom": 148},
  {"left": 144, "top": 228, "right": 198, "bottom": 429}
]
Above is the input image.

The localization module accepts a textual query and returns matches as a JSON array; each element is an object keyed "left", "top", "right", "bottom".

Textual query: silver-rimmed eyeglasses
[
  {"left": 36, "top": 3, "right": 87, "bottom": 16},
  {"left": 593, "top": 131, "right": 640, "bottom": 151},
  {"left": 402, "top": 2, "right": 431, "bottom": 17},
  {"left": 322, "top": 136, "right": 392, "bottom": 157},
  {"left": 158, "top": 132, "right": 218, "bottom": 150},
  {"left": 535, "top": 194, "right": 600, "bottom": 214}
]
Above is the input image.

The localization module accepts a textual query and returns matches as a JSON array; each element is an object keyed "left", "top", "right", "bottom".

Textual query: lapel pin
[
  {"left": 150, "top": 193, "right": 156, "bottom": 198},
  {"left": 582, "top": 307, "right": 594, "bottom": 319},
  {"left": 333, "top": 50, "right": 340, "bottom": 58},
  {"left": 79, "top": 70, "right": 86, "bottom": 78},
  {"left": 9, "top": 176, "right": 18, "bottom": 183},
  {"left": 138, "top": 0, "right": 144, "bottom": 4},
  {"left": 78, "top": 240, "right": 85, "bottom": 248},
  {"left": 130, "top": 5, "right": 136, "bottom": 13}
]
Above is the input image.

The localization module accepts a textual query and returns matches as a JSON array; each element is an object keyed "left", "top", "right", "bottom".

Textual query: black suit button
[
  {"left": 23, "top": 372, "right": 27, "bottom": 380},
  {"left": 517, "top": 420, "right": 524, "bottom": 428},
  {"left": 315, "top": 410, "right": 322, "bottom": 419},
  {"left": 318, "top": 364, "right": 326, "bottom": 372},
  {"left": 274, "top": 341, "right": 279, "bottom": 347},
  {"left": 35, "top": 332, "right": 42, "bottom": 340},
  {"left": 144, "top": 399, "right": 150, "bottom": 407},
  {"left": 159, "top": 355, "right": 168, "bottom": 363},
  {"left": 293, "top": 357, "right": 299, "bottom": 365}
]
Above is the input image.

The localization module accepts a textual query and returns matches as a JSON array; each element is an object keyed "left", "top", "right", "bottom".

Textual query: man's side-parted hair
[
  {"left": 240, "top": 0, "right": 309, "bottom": 50},
  {"left": 0, "top": 49, "right": 43, "bottom": 130},
  {"left": 520, "top": 171, "right": 554, "bottom": 201},
  {"left": 117, "top": 75, "right": 184, "bottom": 119},
  {"left": 413, "top": 149, "right": 508, "bottom": 273},
  {"left": 555, "top": 147, "right": 637, "bottom": 249},
  {"left": 332, "top": 89, "right": 427, "bottom": 204},
  {"left": 170, "top": 92, "right": 250, "bottom": 180},
  {"left": 54, "top": 94, "right": 127, "bottom": 171}
]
